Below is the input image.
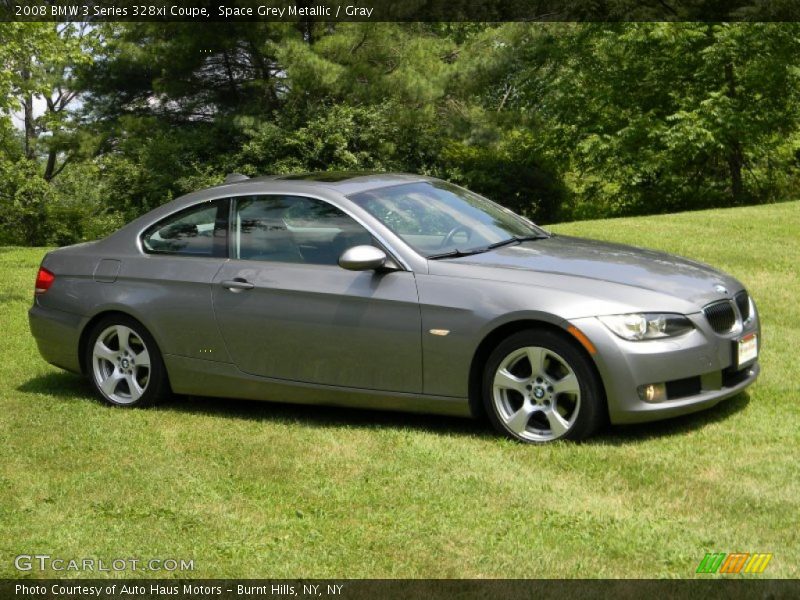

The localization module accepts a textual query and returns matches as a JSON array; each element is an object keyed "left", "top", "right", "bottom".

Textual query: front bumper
[{"left": 570, "top": 311, "right": 760, "bottom": 424}]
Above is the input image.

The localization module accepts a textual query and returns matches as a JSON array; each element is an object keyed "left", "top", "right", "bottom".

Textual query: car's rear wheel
[
  {"left": 483, "top": 329, "right": 604, "bottom": 443},
  {"left": 86, "top": 315, "right": 170, "bottom": 407}
]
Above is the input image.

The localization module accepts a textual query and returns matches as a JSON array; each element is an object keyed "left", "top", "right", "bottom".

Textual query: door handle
[{"left": 221, "top": 278, "right": 255, "bottom": 291}]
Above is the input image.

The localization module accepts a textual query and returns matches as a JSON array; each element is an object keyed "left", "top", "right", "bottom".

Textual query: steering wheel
[{"left": 440, "top": 225, "right": 472, "bottom": 249}]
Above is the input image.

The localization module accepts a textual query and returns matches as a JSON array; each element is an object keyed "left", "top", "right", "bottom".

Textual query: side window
[
  {"left": 142, "top": 200, "right": 227, "bottom": 257},
  {"left": 234, "top": 195, "right": 374, "bottom": 265}
]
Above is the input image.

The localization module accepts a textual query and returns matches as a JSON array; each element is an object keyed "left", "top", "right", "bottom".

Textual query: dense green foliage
[{"left": 2, "top": 22, "right": 800, "bottom": 245}]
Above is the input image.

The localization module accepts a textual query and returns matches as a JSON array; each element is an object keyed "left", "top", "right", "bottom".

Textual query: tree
[
  {"left": 496, "top": 23, "right": 800, "bottom": 216},
  {"left": 80, "top": 22, "right": 299, "bottom": 122},
  {"left": 1, "top": 23, "right": 96, "bottom": 180},
  {"left": 77, "top": 22, "right": 464, "bottom": 214}
]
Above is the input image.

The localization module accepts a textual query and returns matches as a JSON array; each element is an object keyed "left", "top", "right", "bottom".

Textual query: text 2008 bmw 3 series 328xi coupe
[{"left": 29, "top": 172, "right": 760, "bottom": 443}]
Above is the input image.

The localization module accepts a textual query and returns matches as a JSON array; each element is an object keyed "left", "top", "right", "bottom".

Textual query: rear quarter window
[{"left": 141, "top": 200, "right": 228, "bottom": 257}]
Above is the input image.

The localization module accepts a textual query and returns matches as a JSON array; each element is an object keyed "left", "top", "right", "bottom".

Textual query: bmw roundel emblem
[{"left": 714, "top": 284, "right": 728, "bottom": 294}]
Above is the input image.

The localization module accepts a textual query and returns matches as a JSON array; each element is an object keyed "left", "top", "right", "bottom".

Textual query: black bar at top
[{"left": 2, "top": 0, "right": 800, "bottom": 22}]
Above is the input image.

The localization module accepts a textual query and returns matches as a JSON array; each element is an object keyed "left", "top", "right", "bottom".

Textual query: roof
[{"left": 236, "top": 171, "right": 430, "bottom": 196}]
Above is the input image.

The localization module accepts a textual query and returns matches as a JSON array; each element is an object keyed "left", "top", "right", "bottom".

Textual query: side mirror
[{"left": 338, "top": 245, "right": 388, "bottom": 271}]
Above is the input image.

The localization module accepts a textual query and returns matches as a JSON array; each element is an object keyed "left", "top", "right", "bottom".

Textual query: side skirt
[{"left": 164, "top": 354, "right": 472, "bottom": 418}]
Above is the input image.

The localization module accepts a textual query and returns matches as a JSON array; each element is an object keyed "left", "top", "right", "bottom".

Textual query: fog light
[{"left": 638, "top": 383, "right": 667, "bottom": 403}]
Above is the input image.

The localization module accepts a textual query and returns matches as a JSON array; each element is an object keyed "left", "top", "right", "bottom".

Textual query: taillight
[{"left": 35, "top": 267, "right": 55, "bottom": 295}]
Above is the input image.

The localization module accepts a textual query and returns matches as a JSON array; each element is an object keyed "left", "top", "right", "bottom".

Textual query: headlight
[{"left": 598, "top": 313, "right": 694, "bottom": 341}]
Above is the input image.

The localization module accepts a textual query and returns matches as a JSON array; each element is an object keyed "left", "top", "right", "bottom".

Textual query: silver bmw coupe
[{"left": 29, "top": 173, "right": 760, "bottom": 442}]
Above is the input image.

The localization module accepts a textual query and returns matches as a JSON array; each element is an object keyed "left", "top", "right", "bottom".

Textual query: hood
[{"left": 428, "top": 235, "right": 743, "bottom": 308}]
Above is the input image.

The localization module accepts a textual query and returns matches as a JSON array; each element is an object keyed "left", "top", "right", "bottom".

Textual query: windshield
[{"left": 348, "top": 181, "right": 547, "bottom": 258}]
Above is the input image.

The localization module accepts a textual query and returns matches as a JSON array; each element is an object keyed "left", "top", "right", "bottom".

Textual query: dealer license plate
[{"left": 736, "top": 333, "right": 758, "bottom": 368}]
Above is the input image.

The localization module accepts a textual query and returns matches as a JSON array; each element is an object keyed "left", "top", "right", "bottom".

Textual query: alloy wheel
[
  {"left": 491, "top": 345, "right": 581, "bottom": 442},
  {"left": 92, "top": 324, "right": 151, "bottom": 405}
]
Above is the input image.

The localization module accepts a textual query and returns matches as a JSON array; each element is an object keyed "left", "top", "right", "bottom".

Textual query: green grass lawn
[{"left": 1, "top": 201, "right": 798, "bottom": 579}]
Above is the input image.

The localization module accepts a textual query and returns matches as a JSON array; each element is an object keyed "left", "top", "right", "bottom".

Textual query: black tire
[
  {"left": 482, "top": 328, "right": 605, "bottom": 443},
  {"left": 84, "top": 314, "right": 171, "bottom": 407}
]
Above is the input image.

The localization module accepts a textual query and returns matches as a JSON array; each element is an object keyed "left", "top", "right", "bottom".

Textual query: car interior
[{"left": 235, "top": 196, "right": 375, "bottom": 265}]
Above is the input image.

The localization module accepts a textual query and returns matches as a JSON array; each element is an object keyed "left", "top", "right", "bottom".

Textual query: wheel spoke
[
  {"left": 94, "top": 342, "right": 118, "bottom": 363},
  {"left": 552, "top": 372, "right": 579, "bottom": 396},
  {"left": 494, "top": 368, "right": 527, "bottom": 393},
  {"left": 116, "top": 326, "right": 131, "bottom": 354},
  {"left": 526, "top": 347, "right": 546, "bottom": 376},
  {"left": 506, "top": 405, "right": 534, "bottom": 435},
  {"left": 545, "top": 408, "right": 570, "bottom": 437},
  {"left": 126, "top": 374, "right": 144, "bottom": 401},
  {"left": 134, "top": 349, "right": 150, "bottom": 368},
  {"left": 100, "top": 371, "right": 123, "bottom": 397}
]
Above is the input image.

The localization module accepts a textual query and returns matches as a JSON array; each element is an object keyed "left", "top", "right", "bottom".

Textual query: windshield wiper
[
  {"left": 485, "top": 234, "right": 550, "bottom": 250},
  {"left": 427, "top": 247, "right": 491, "bottom": 260},
  {"left": 427, "top": 234, "right": 549, "bottom": 260}
]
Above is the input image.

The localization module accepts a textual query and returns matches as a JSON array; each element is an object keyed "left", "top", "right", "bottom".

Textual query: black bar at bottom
[{"left": 3, "top": 579, "right": 800, "bottom": 600}]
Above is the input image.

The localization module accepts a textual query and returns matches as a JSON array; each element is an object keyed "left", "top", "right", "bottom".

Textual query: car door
[
  {"left": 130, "top": 198, "right": 230, "bottom": 361},
  {"left": 211, "top": 194, "right": 422, "bottom": 393}
]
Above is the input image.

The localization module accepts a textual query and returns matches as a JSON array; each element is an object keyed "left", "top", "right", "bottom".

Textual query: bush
[{"left": 0, "top": 159, "right": 125, "bottom": 247}]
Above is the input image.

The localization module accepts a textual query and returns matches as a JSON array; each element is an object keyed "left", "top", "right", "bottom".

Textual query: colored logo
[{"left": 696, "top": 552, "right": 772, "bottom": 574}]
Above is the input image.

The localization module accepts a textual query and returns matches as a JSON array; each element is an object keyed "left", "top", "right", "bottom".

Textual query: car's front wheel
[
  {"left": 483, "top": 328, "right": 604, "bottom": 443},
  {"left": 86, "top": 315, "right": 170, "bottom": 407}
]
